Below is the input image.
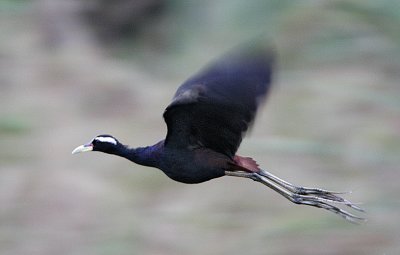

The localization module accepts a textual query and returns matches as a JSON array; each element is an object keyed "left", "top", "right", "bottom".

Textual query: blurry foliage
[
  {"left": 0, "top": 0, "right": 30, "bottom": 11},
  {"left": 73, "top": 0, "right": 400, "bottom": 78},
  {"left": 0, "top": 116, "right": 31, "bottom": 135},
  {"left": 82, "top": 0, "right": 165, "bottom": 43}
]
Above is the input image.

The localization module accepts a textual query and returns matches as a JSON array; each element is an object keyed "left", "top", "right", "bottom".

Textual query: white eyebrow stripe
[{"left": 94, "top": 137, "right": 117, "bottom": 145}]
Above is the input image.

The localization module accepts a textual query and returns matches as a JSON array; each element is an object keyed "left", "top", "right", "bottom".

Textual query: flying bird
[{"left": 72, "top": 43, "right": 364, "bottom": 222}]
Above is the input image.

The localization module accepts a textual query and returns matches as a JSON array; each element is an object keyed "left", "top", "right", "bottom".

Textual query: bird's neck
[{"left": 117, "top": 140, "right": 164, "bottom": 168}]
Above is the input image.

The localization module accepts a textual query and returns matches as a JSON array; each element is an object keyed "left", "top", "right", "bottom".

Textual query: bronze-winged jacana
[{"left": 72, "top": 43, "right": 364, "bottom": 222}]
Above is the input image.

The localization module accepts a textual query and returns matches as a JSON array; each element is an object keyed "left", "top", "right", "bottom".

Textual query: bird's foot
[
  {"left": 258, "top": 169, "right": 365, "bottom": 213},
  {"left": 225, "top": 169, "right": 366, "bottom": 223}
]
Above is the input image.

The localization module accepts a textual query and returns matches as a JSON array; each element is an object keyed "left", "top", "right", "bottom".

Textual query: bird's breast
[{"left": 159, "top": 148, "right": 229, "bottom": 184}]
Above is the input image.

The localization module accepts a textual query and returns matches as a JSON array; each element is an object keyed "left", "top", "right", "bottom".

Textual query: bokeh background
[{"left": 1, "top": 0, "right": 399, "bottom": 254}]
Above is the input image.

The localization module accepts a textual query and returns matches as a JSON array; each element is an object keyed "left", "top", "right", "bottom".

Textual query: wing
[{"left": 163, "top": 43, "right": 274, "bottom": 158}]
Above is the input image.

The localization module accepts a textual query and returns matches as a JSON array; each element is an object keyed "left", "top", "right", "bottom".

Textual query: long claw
[
  {"left": 299, "top": 200, "right": 366, "bottom": 224},
  {"left": 295, "top": 186, "right": 348, "bottom": 195},
  {"left": 303, "top": 191, "right": 365, "bottom": 213}
]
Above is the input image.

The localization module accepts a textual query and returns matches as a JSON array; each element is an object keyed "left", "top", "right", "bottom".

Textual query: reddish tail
[{"left": 232, "top": 155, "right": 260, "bottom": 172}]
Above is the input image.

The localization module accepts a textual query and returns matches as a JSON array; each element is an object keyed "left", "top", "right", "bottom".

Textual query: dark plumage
[{"left": 72, "top": 43, "right": 364, "bottom": 222}]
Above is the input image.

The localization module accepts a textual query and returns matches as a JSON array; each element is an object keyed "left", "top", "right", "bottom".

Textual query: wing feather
[{"left": 163, "top": 43, "right": 274, "bottom": 158}]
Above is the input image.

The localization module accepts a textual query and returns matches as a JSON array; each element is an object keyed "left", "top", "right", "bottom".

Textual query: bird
[{"left": 72, "top": 43, "right": 364, "bottom": 222}]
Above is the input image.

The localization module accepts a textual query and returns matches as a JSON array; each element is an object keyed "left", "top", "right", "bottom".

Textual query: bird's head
[{"left": 72, "top": 134, "right": 120, "bottom": 155}]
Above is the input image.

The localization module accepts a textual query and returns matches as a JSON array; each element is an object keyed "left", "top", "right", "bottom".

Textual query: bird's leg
[
  {"left": 225, "top": 170, "right": 365, "bottom": 223},
  {"left": 257, "top": 169, "right": 364, "bottom": 212}
]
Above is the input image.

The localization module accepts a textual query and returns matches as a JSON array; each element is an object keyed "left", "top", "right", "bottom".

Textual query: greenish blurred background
[{"left": 1, "top": 0, "right": 399, "bottom": 254}]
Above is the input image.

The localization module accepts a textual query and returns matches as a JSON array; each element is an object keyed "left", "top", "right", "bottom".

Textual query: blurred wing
[{"left": 163, "top": 43, "right": 274, "bottom": 158}]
